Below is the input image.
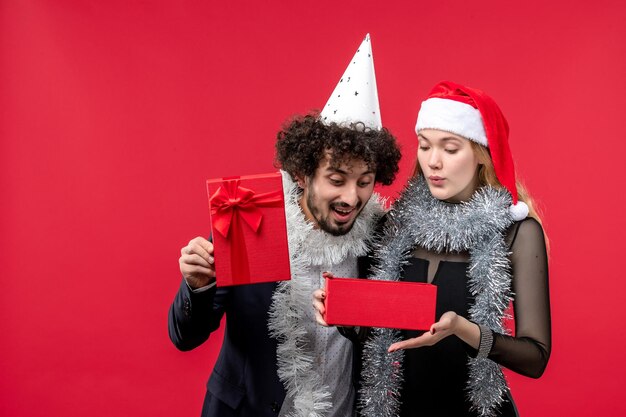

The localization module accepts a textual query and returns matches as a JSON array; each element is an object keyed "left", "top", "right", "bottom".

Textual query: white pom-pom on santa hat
[{"left": 509, "top": 201, "right": 529, "bottom": 221}]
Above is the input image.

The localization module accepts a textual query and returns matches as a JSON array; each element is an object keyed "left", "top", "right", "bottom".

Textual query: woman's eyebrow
[{"left": 418, "top": 134, "right": 461, "bottom": 143}]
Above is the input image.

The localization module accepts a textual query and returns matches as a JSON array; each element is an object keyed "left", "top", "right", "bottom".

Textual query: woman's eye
[
  {"left": 419, "top": 146, "right": 430, "bottom": 151},
  {"left": 445, "top": 148, "right": 459, "bottom": 154}
]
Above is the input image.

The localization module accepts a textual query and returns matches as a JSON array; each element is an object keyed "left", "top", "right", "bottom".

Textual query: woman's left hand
[{"left": 388, "top": 311, "right": 459, "bottom": 352}]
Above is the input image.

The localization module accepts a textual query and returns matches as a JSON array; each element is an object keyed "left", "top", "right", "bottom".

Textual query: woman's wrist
[{"left": 453, "top": 316, "right": 481, "bottom": 350}]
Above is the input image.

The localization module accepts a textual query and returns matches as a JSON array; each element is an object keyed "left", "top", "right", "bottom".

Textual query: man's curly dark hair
[{"left": 274, "top": 113, "right": 401, "bottom": 185}]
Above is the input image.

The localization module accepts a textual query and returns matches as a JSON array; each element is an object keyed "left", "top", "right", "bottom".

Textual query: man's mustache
[{"left": 330, "top": 201, "right": 362, "bottom": 210}]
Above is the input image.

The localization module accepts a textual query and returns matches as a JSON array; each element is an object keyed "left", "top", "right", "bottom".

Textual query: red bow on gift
[{"left": 209, "top": 178, "right": 284, "bottom": 283}]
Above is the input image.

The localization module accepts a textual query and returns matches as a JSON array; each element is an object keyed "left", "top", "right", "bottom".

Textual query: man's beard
[{"left": 305, "top": 187, "right": 362, "bottom": 236}]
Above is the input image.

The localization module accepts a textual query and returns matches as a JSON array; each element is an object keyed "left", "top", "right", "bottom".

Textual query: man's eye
[
  {"left": 329, "top": 178, "right": 343, "bottom": 185},
  {"left": 358, "top": 182, "right": 372, "bottom": 188}
]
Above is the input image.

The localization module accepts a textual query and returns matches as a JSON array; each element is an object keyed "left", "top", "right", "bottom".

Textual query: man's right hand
[
  {"left": 179, "top": 237, "right": 216, "bottom": 289},
  {"left": 312, "top": 288, "right": 329, "bottom": 326}
]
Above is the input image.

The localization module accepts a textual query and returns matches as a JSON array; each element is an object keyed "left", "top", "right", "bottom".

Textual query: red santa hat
[{"left": 415, "top": 80, "right": 528, "bottom": 221}]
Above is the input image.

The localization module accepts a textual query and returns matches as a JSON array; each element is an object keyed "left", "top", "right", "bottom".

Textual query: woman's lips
[{"left": 428, "top": 176, "right": 445, "bottom": 186}]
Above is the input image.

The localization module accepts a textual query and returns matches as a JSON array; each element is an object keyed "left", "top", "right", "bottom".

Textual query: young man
[{"left": 168, "top": 34, "right": 401, "bottom": 417}]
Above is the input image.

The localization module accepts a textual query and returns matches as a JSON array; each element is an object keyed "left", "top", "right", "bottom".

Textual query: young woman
[{"left": 314, "top": 81, "right": 551, "bottom": 417}]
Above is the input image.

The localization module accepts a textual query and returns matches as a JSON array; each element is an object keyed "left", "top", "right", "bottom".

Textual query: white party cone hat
[{"left": 320, "top": 33, "right": 382, "bottom": 129}]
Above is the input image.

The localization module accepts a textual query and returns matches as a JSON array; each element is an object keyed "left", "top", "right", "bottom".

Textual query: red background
[{"left": 2, "top": 1, "right": 625, "bottom": 416}]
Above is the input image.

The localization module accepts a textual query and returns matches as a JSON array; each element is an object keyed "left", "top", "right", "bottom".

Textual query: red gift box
[
  {"left": 323, "top": 277, "right": 437, "bottom": 330},
  {"left": 207, "top": 172, "right": 291, "bottom": 286}
]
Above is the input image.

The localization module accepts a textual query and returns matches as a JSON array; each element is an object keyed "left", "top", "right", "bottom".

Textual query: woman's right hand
[{"left": 179, "top": 237, "right": 216, "bottom": 289}]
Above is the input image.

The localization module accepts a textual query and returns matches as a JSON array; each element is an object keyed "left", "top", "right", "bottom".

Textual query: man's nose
[{"left": 341, "top": 185, "right": 359, "bottom": 207}]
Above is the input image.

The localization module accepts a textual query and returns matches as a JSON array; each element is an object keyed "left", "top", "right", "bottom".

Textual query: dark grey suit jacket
[{"left": 168, "top": 255, "right": 373, "bottom": 417}]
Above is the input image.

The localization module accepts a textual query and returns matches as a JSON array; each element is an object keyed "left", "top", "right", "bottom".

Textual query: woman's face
[{"left": 417, "top": 129, "right": 480, "bottom": 203}]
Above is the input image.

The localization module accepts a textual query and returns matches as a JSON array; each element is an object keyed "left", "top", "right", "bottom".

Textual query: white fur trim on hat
[
  {"left": 415, "top": 97, "right": 488, "bottom": 147},
  {"left": 509, "top": 201, "right": 529, "bottom": 221}
]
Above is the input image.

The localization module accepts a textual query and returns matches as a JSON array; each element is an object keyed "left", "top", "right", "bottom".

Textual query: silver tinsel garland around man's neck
[
  {"left": 268, "top": 171, "right": 384, "bottom": 417},
  {"left": 360, "top": 175, "right": 516, "bottom": 417}
]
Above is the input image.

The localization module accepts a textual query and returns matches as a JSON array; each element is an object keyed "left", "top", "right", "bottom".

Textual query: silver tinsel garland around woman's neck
[
  {"left": 360, "top": 175, "right": 516, "bottom": 417},
  {"left": 268, "top": 171, "right": 384, "bottom": 417}
]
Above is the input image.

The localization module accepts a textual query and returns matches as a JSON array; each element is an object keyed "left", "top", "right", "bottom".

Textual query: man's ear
[{"left": 294, "top": 174, "right": 307, "bottom": 189}]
